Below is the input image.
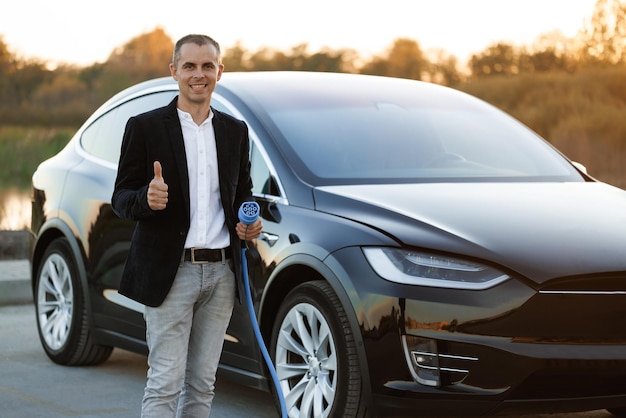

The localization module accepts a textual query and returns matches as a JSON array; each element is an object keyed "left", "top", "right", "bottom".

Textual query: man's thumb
[{"left": 153, "top": 161, "right": 163, "bottom": 181}]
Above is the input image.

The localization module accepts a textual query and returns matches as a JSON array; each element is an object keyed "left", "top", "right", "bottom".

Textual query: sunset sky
[{"left": 3, "top": 0, "right": 598, "bottom": 66}]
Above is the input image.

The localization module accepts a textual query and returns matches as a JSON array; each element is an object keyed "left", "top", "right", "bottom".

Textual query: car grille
[{"left": 459, "top": 273, "right": 626, "bottom": 342}]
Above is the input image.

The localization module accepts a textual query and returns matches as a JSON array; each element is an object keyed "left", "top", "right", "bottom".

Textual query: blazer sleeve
[{"left": 111, "top": 115, "right": 155, "bottom": 221}]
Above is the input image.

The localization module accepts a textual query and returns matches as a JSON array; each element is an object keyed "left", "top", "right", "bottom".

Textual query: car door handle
[{"left": 260, "top": 232, "right": 279, "bottom": 247}]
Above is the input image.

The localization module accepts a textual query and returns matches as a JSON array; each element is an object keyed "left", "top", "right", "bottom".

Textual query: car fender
[
  {"left": 32, "top": 217, "right": 94, "bottom": 328},
  {"left": 258, "top": 249, "right": 374, "bottom": 414}
]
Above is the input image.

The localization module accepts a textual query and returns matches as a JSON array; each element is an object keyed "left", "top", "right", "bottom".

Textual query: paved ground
[
  {"left": 0, "top": 259, "right": 281, "bottom": 416},
  {"left": 0, "top": 303, "right": 278, "bottom": 418},
  {"left": 0, "top": 259, "right": 31, "bottom": 305}
]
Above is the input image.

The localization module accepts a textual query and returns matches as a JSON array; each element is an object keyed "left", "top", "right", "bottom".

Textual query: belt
[{"left": 183, "top": 247, "right": 231, "bottom": 264}]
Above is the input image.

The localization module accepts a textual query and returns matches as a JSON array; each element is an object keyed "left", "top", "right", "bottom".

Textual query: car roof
[{"left": 103, "top": 71, "right": 476, "bottom": 114}]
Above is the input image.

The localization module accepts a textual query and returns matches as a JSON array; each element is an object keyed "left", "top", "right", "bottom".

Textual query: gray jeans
[{"left": 141, "top": 258, "right": 236, "bottom": 418}]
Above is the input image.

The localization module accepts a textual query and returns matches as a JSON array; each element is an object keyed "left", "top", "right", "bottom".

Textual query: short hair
[{"left": 172, "top": 34, "right": 221, "bottom": 66}]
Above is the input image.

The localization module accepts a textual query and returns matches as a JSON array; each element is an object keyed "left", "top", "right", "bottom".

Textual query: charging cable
[{"left": 238, "top": 201, "right": 287, "bottom": 418}]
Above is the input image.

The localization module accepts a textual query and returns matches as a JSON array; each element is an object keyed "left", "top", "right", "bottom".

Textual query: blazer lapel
[
  {"left": 164, "top": 99, "right": 191, "bottom": 215},
  {"left": 212, "top": 110, "right": 234, "bottom": 209}
]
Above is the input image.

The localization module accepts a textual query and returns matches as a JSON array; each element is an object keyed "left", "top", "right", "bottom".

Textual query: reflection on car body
[{"left": 30, "top": 72, "right": 626, "bottom": 418}]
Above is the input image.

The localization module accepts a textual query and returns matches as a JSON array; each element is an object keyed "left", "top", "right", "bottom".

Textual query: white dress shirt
[{"left": 178, "top": 108, "right": 230, "bottom": 249}]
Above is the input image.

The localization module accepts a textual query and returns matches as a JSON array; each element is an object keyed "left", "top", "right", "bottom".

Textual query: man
[{"left": 111, "top": 34, "right": 262, "bottom": 417}]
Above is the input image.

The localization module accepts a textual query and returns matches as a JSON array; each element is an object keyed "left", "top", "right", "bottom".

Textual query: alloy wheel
[{"left": 37, "top": 252, "right": 74, "bottom": 351}]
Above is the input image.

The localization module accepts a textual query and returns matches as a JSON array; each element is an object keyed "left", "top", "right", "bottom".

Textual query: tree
[
  {"left": 299, "top": 47, "right": 355, "bottom": 73},
  {"left": 0, "top": 36, "right": 12, "bottom": 76},
  {"left": 223, "top": 41, "right": 250, "bottom": 71},
  {"left": 426, "top": 49, "right": 462, "bottom": 86},
  {"left": 579, "top": 0, "right": 626, "bottom": 64},
  {"left": 385, "top": 38, "right": 427, "bottom": 80},
  {"left": 8, "top": 58, "right": 52, "bottom": 106},
  {"left": 247, "top": 46, "right": 290, "bottom": 71},
  {"left": 90, "top": 27, "right": 174, "bottom": 100},
  {"left": 359, "top": 55, "right": 390, "bottom": 77},
  {"left": 469, "top": 42, "right": 518, "bottom": 77},
  {"left": 105, "top": 27, "right": 173, "bottom": 79},
  {"left": 360, "top": 38, "right": 428, "bottom": 80},
  {"left": 517, "top": 47, "right": 572, "bottom": 73},
  {"left": 0, "top": 36, "right": 15, "bottom": 100},
  {"left": 29, "top": 72, "right": 89, "bottom": 125}
]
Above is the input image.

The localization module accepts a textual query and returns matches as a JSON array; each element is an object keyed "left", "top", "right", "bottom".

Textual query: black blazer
[{"left": 111, "top": 97, "right": 253, "bottom": 307}]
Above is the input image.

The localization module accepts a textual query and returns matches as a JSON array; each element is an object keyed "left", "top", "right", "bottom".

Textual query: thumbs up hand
[{"left": 148, "top": 161, "right": 168, "bottom": 210}]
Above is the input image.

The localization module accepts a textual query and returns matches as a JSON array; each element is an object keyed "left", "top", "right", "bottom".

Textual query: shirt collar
[{"left": 176, "top": 107, "right": 214, "bottom": 127}]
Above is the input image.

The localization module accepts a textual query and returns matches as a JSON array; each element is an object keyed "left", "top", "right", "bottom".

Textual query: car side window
[
  {"left": 80, "top": 110, "right": 112, "bottom": 163},
  {"left": 81, "top": 91, "right": 177, "bottom": 164},
  {"left": 250, "top": 143, "right": 280, "bottom": 197},
  {"left": 212, "top": 97, "right": 281, "bottom": 198}
]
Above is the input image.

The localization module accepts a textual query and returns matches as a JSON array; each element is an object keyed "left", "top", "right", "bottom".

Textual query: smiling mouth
[{"left": 190, "top": 84, "right": 207, "bottom": 90}]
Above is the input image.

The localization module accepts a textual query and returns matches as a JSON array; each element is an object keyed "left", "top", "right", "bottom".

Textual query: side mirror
[{"left": 572, "top": 161, "right": 587, "bottom": 174}]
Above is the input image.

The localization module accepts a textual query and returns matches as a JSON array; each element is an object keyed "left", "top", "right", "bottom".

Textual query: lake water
[{"left": 0, "top": 189, "right": 31, "bottom": 230}]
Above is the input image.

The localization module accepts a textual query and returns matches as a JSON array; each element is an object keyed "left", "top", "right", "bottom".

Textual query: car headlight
[{"left": 363, "top": 247, "right": 510, "bottom": 290}]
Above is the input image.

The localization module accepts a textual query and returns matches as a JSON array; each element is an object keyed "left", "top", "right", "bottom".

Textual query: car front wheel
[
  {"left": 271, "top": 280, "right": 363, "bottom": 418},
  {"left": 35, "top": 237, "right": 112, "bottom": 365}
]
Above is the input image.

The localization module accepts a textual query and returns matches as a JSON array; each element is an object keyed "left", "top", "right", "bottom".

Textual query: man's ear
[{"left": 170, "top": 63, "right": 178, "bottom": 80}]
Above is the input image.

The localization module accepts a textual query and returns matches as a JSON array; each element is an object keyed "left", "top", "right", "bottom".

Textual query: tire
[
  {"left": 270, "top": 280, "right": 363, "bottom": 418},
  {"left": 35, "top": 238, "right": 113, "bottom": 365},
  {"left": 608, "top": 407, "right": 626, "bottom": 417}
]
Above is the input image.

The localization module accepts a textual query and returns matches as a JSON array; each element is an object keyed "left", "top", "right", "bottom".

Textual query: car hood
[{"left": 314, "top": 182, "right": 626, "bottom": 283}]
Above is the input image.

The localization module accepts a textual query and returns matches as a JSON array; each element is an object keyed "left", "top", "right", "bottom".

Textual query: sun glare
[{"left": 0, "top": 190, "right": 31, "bottom": 230}]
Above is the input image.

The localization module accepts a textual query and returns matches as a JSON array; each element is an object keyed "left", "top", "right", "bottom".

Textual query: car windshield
[{"left": 240, "top": 75, "right": 583, "bottom": 186}]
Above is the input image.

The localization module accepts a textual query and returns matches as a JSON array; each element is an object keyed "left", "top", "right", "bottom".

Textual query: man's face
[{"left": 170, "top": 42, "right": 224, "bottom": 106}]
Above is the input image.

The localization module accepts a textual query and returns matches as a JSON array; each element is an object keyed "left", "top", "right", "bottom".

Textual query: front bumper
[{"left": 332, "top": 247, "right": 626, "bottom": 416}]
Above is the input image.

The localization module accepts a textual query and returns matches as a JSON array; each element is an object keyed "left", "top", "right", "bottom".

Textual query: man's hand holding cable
[{"left": 237, "top": 218, "right": 262, "bottom": 240}]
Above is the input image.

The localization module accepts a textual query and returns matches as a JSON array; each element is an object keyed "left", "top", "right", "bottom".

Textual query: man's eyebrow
[{"left": 182, "top": 60, "right": 216, "bottom": 66}]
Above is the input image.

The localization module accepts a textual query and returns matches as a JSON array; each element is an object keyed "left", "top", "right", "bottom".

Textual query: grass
[{"left": 0, "top": 125, "right": 76, "bottom": 190}]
